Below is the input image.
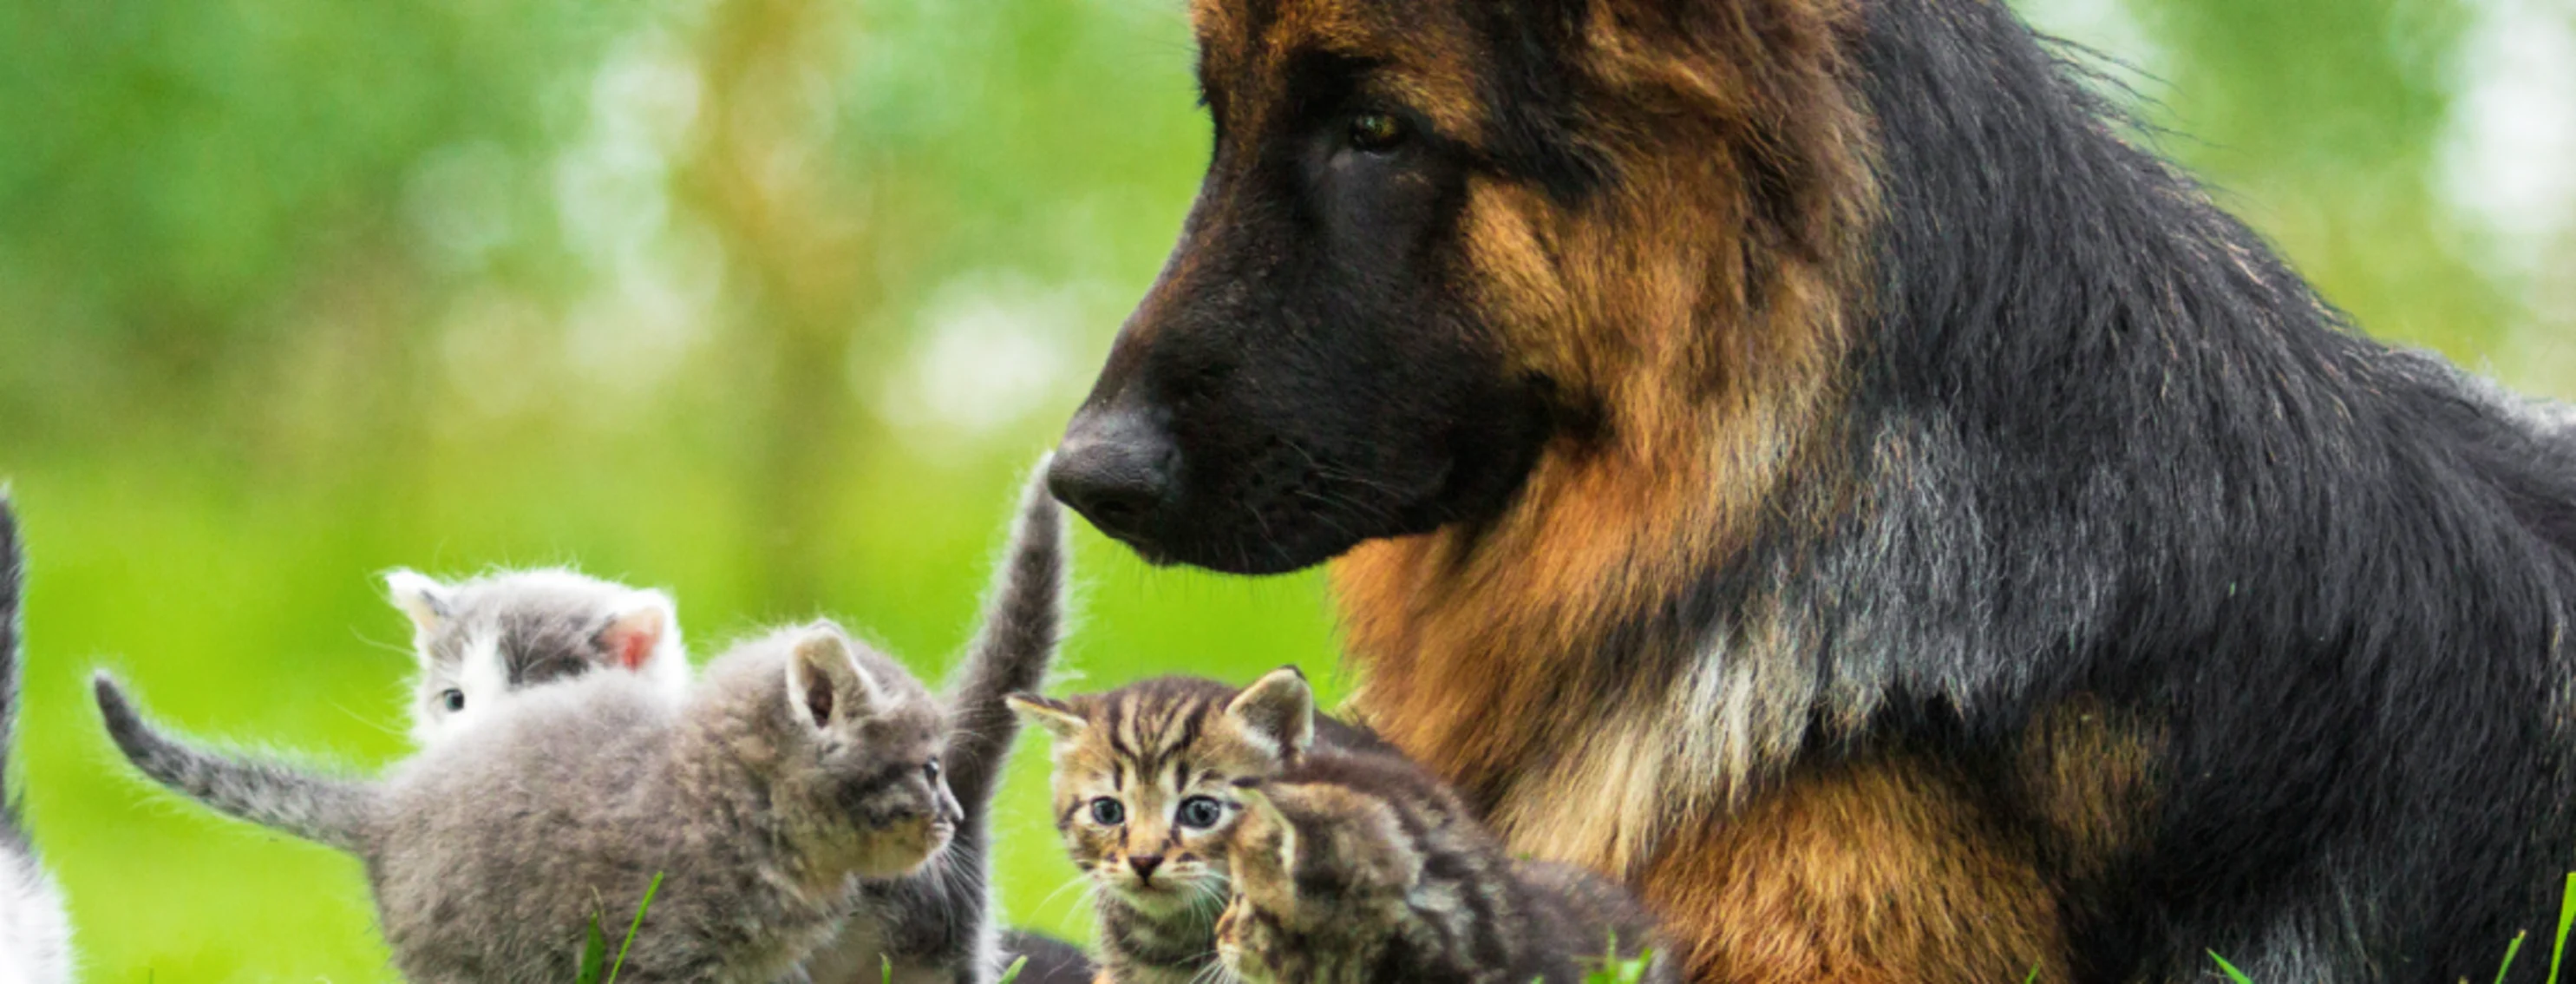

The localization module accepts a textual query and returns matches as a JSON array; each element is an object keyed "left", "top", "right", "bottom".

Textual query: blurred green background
[{"left": 2, "top": 0, "right": 2569, "bottom": 978}]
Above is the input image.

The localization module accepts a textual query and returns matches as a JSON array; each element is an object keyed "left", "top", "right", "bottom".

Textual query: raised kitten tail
[
  {"left": 91, "top": 674, "right": 371, "bottom": 853},
  {"left": 942, "top": 458, "right": 1069, "bottom": 812},
  {"left": 0, "top": 498, "right": 26, "bottom": 849},
  {"left": 0, "top": 495, "right": 75, "bottom": 984}
]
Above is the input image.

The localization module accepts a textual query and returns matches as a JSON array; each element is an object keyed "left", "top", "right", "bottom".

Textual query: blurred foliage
[{"left": 0, "top": 0, "right": 2567, "bottom": 979}]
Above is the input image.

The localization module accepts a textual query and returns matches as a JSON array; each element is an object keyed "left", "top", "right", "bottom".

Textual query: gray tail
[
  {"left": 941, "top": 459, "right": 1068, "bottom": 815},
  {"left": 92, "top": 673, "right": 371, "bottom": 853},
  {"left": 0, "top": 495, "right": 29, "bottom": 852}
]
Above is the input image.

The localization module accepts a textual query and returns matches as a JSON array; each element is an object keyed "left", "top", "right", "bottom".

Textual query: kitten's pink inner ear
[{"left": 600, "top": 607, "right": 668, "bottom": 672}]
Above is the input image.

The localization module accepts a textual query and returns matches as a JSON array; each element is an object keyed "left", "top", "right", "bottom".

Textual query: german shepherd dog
[{"left": 1047, "top": 0, "right": 2576, "bottom": 981}]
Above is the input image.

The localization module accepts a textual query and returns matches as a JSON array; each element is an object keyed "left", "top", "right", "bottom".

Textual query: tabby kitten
[
  {"left": 1009, "top": 668, "right": 1378, "bottom": 984},
  {"left": 1217, "top": 751, "right": 1678, "bottom": 984}
]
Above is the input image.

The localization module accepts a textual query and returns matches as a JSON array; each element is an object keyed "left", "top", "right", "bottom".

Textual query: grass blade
[
  {"left": 578, "top": 916, "right": 608, "bottom": 984},
  {"left": 996, "top": 955, "right": 1030, "bottom": 984},
  {"left": 2209, "top": 951, "right": 2253, "bottom": 984},
  {"left": 2498, "top": 929, "right": 2528, "bottom": 984},
  {"left": 2025, "top": 965, "right": 2042, "bottom": 984},
  {"left": 2553, "top": 873, "right": 2576, "bottom": 984},
  {"left": 605, "top": 871, "right": 664, "bottom": 984}
]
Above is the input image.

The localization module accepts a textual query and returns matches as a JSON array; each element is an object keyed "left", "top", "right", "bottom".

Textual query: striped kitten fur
[
  {"left": 1009, "top": 668, "right": 1385, "bottom": 984},
  {"left": 1219, "top": 751, "right": 1679, "bottom": 984}
]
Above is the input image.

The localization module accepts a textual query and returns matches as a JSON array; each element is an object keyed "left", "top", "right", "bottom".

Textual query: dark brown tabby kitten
[
  {"left": 1218, "top": 750, "right": 1679, "bottom": 984},
  {"left": 1008, "top": 668, "right": 1384, "bottom": 984}
]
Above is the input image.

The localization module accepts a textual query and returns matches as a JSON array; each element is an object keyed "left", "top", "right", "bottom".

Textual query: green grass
[
  {"left": 574, "top": 872, "right": 662, "bottom": 984},
  {"left": 2201, "top": 874, "right": 2576, "bottom": 983},
  {"left": 2207, "top": 951, "right": 2254, "bottom": 984}
]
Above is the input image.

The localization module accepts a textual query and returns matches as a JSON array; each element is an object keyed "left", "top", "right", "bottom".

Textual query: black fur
[
  {"left": 1053, "top": 18, "right": 1559, "bottom": 574},
  {"left": 1062, "top": 0, "right": 2576, "bottom": 980},
  {"left": 1832, "top": 2, "right": 2576, "bottom": 979}
]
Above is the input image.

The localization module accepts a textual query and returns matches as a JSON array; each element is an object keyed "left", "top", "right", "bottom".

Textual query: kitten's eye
[
  {"left": 1176, "top": 796, "right": 1225, "bottom": 830},
  {"left": 440, "top": 689, "right": 465, "bottom": 712},
  {"left": 1347, "top": 112, "right": 1408, "bottom": 153},
  {"left": 922, "top": 759, "right": 942, "bottom": 783},
  {"left": 1089, "top": 797, "right": 1127, "bottom": 826}
]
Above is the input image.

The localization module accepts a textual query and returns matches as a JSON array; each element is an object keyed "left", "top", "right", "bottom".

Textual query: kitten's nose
[
  {"left": 1050, "top": 406, "right": 1175, "bottom": 541},
  {"left": 1128, "top": 854, "right": 1165, "bottom": 882}
]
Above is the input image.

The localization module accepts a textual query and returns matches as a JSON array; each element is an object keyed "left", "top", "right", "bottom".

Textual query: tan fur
[
  {"left": 1327, "top": 0, "right": 1878, "bottom": 849},
  {"left": 1641, "top": 755, "right": 2069, "bottom": 984},
  {"left": 2020, "top": 699, "right": 2164, "bottom": 879}
]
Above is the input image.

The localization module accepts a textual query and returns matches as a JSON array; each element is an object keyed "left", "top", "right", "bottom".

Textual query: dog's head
[{"left": 1051, "top": 0, "right": 1866, "bottom": 574}]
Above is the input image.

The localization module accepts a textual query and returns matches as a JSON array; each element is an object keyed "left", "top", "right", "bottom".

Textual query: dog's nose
[
  {"left": 1128, "top": 854, "right": 1165, "bottom": 882},
  {"left": 1050, "top": 407, "right": 1175, "bottom": 540}
]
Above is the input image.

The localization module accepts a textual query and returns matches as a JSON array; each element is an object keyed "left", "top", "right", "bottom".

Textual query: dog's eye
[
  {"left": 1090, "top": 797, "right": 1127, "bottom": 826},
  {"left": 1176, "top": 796, "right": 1225, "bottom": 830},
  {"left": 1347, "top": 112, "right": 1407, "bottom": 153},
  {"left": 923, "top": 758, "right": 942, "bottom": 783},
  {"left": 440, "top": 689, "right": 465, "bottom": 712}
]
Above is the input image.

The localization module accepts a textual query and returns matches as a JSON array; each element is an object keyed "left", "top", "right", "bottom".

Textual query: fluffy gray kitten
[
  {"left": 0, "top": 498, "right": 73, "bottom": 983},
  {"left": 95, "top": 471, "right": 1068, "bottom": 984},
  {"left": 103, "top": 622, "right": 951, "bottom": 983},
  {"left": 799, "top": 471, "right": 1069, "bottom": 984},
  {"left": 382, "top": 567, "right": 690, "bottom": 747}
]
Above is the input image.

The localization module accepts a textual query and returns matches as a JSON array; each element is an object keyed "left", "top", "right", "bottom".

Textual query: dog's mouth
[{"left": 1055, "top": 427, "right": 1465, "bottom": 575}]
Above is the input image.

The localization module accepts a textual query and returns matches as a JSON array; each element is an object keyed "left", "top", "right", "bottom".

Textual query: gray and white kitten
[
  {"left": 0, "top": 498, "right": 73, "bottom": 983},
  {"left": 382, "top": 567, "right": 690, "bottom": 746},
  {"left": 95, "top": 469, "right": 1069, "bottom": 984},
  {"left": 101, "top": 621, "right": 956, "bottom": 984}
]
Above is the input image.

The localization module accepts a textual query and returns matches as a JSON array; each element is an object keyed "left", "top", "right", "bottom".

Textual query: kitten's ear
[
  {"left": 595, "top": 591, "right": 677, "bottom": 672},
  {"left": 786, "top": 630, "right": 882, "bottom": 729},
  {"left": 383, "top": 569, "right": 451, "bottom": 637},
  {"left": 1225, "top": 666, "right": 1316, "bottom": 758},
  {"left": 1005, "top": 693, "right": 1088, "bottom": 742},
  {"left": 1232, "top": 781, "right": 1299, "bottom": 876}
]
